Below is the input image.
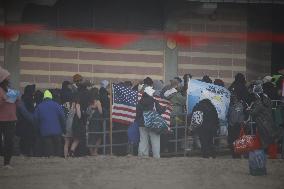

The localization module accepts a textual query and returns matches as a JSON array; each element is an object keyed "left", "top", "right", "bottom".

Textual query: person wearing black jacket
[
  {"left": 136, "top": 86, "right": 165, "bottom": 158},
  {"left": 189, "top": 99, "right": 219, "bottom": 158},
  {"left": 16, "top": 84, "right": 36, "bottom": 156},
  {"left": 229, "top": 73, "right": 249, "bottom": 104}
]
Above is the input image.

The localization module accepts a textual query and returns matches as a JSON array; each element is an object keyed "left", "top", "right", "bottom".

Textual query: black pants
[
  {"left": 228, "top": 124, "right": 242, "bottom": 158},
  {"left": 198, "top": 129, "right": 216, "bottom": 158},
  {"left": 19, "top": 135, "right": 36, "bottom": 156},
  {"left": 0, "top": 121, "right": 16, "bottom": 165},
  {"left": 42, "top": 135, "right": 63, "bottom": 157}
]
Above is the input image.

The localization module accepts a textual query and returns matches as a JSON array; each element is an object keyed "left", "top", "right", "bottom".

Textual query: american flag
[{"left": 112, "top": 83, "right": 172, "bottom": 126}]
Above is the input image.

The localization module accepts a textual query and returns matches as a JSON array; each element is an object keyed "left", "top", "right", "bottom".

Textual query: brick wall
[
  {"left": 246, "top": 5, "right": 272, "bottom": 81},
  {"left": 177, "top": 5, "right": 247, "bottom": 86}
]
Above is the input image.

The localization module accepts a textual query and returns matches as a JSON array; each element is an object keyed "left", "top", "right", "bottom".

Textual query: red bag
[{"left": 233, "top": 127, "right": 261, "bottom": 154}]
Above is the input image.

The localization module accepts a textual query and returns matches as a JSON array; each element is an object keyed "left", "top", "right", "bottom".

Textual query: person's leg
[
  {"left": 64, "top": 137, "right": 71, "bottom": 158},
  {"left": 0, "top": 125, "right": 4, "bottom": 157},
  {"left": 34, "top": 135, "right": 43, "bottom": 157},
  {"left": 0, "top": 130, "right": 2, "bottom": 156},
  {"left": 198, "top": 132, "right": 209, "bottom": 158},
  {"left": 207, "top": 133, "right": 216, "bottom": 158},
  {"left": 138, "top": 127, "right": 150, "bottom": 157},
  {"left": 53, "top": 135, "right": 63, "bottom": 157},
  {"left": 94, "top": 137, "right": 102, "bottom": 155},
  {"left": 70, "top": 138, "right": 80, "bottom": 157},
  {"left": 149, "top": 131, "right": 160, "bottom": 158},
  {"left": 160, "top": 133, "right": 169, "bottom": 153},
  {"left": 19, "top": 137, "right": 25, "bottom": 155},
  {"left": 22, "top": 135, "right": 33, "bottom": 156},
  {"left": 42, "top": 136, "right": 53, "bottom": 157},
  {"left": 2, "top": 122, "right": 16, "bottom": 165},
  {"left": 228, "top": 124, "right": 241, "bottom": 158}
]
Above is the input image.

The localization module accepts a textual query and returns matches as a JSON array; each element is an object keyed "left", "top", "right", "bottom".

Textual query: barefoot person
[{"left": 86, "top": 92, "right": 103, "bottom": 156}]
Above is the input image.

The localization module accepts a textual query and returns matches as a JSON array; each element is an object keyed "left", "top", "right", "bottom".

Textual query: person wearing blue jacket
[{"left": 34, "top": 90, "right": 65, "bottom": 157}]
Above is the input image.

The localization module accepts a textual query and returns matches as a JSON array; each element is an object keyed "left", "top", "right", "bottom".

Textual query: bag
[
  {"left": 233, "top": 127, "right": 261, "bottom": 154},
  {"left": 189, "top": 110, "right": 204, "bottom": 131},
  {"left": 228, "top": 102, "right": 244, "bottom": 126},
  {"left": 143, "top": 111, "right": 168, "bottom": 134},
  {"left": 128, "top": 121, "right": 140, "bottom": 144},
  {"left": 249, "top": 149, "right": 267, "bottom": 176}
]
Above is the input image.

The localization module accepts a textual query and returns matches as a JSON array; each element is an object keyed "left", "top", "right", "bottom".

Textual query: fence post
[
  {"left": 175, "top": 116, "right": 178, "bottom": 155},
  {"left": 184, "top": 113, "right": 188, "bottom": 157},
  {"left": 110, "top": 83, "right": 113, "bottom": 155},
  {"left": 103, "top": 119, "right": 106, "bottom": 155}
]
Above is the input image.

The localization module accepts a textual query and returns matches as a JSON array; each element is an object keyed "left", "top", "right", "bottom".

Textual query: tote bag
[
  {"left": 233, "top": 127, "right": 261, "bottom": 154},
  {"left": 143, "top": 111, "right": 168, "bottom": 134}
]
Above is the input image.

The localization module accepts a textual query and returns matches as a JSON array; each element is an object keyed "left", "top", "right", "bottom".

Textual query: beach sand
[{"left": 0, "top": 156, "right": 283, "bottom": 189}]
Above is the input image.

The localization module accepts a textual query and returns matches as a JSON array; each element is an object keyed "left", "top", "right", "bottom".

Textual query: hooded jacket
[
  {"left": 190, "top": 99, "right": 219, "bottom": 132},
  {"left": 0, "top": 87, "right": 17, "bottom": 121},
  {"left": 0, "top": 67, "right": 17, "bottom": 122},
  {"left": 16, "top": 85, "right": 36, "bottom": 137},
  {"left": 250, "top": 94, "right": 283, "bottom": 148},
  {"left": 34, "top": 91, "right": 65, "bottom": 137}
]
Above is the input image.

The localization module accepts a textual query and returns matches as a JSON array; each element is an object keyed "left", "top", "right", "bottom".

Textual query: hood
[
  {"left": 0, "top": 67, "right": 10, "bottom": 83},
  {"left": 24, "top": 84, "right": 36, "bottom": 96},
  {"left": 43, "top": 90, "right": 53, "bottom": 99},
  {"left": 100, "top": 80, "right": 109, "bottom": 89}
]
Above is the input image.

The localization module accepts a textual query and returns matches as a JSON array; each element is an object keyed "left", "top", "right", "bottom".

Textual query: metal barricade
[
  {"left": 86, "top": 118, "right": 129, "bottom": 155},
  {"left": 183, "top": 113, "right": 231, "bottom": 157},
  {"left": 163, "top": 113, "right": 188, "bottom": 156},
  {"left": 86, "top": 117, "right": 109, "bottom": 155}
]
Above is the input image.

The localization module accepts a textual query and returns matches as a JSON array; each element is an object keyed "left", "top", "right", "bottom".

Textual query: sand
[{"left": 0, "top": 156, "right": 284, "bottom": 189}]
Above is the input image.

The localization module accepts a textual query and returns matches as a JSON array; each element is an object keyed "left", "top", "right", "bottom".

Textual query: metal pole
[
  {"left": 175, "top": 116, "right": 178, "bottom": 155},
  {"left": 184, "top": 112, "right": 188, "bottom": 157},
  {"left": 109, "top": 82, "right": 113, "bottom": 155},
  {"left": 184, "top": 79, "right": 190, "bottom": 157},
  {"left": 103, "top": 119, "right": 106, "bottom": 155}
]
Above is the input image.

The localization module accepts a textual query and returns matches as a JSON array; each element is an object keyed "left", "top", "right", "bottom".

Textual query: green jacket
[{"left": 167, "top": 92, "right": 186, "bottom": 119}]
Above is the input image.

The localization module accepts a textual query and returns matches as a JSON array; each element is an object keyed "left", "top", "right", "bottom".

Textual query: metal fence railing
[{"left": 86, "top": 106, "right": 284, "bottom": 158}]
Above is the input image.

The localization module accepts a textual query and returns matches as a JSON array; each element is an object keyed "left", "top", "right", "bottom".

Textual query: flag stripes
[{"left": 112, "top": 83, "right": 172, "bottom": 126}]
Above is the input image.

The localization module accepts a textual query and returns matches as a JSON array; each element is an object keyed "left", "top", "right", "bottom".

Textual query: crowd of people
[{"left": 0, "top": 65, "right": 284, "bottom": 174}]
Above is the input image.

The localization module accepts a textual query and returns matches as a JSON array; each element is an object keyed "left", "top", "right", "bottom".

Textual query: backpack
[{"left": 228, "top": 101, "right": 245, "bottom": 126}]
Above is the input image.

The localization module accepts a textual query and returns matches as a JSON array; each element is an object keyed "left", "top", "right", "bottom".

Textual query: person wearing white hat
[
  {"left": 0, "top": 67, "right": 17, "bottom": 169},
  {"left": 135, "top": 86, "right": 165, "bottom": 158}
]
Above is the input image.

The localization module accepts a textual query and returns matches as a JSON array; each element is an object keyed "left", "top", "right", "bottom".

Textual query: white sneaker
[{"left": 3, "top": 165, "right": 13, "bottom": 170}]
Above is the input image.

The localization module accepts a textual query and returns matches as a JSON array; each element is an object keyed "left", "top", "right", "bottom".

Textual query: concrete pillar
[
  {"left": 5, "top": 40, "right": 20, "bottom": 90},
  {"left": 164, "top": 19, "right": 178, "bottom": 83},
  {"left": 3, "top": 1, "right": 23, "bottom": 90}
]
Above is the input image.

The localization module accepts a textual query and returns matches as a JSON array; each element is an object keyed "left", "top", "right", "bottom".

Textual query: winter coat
[
  {"left": 167, "top": 92, "right": 186, "bottom": 116},
  {"left": 16, "top": 85, "right": 36, "bottom": 138},
  {"left": 250, "top": 95, "right": 281, "bottom": 148},
  {"left": 34, "top": 99, "right": 66, "bottom": 137},
  {"left": 189, "top": 99, "right": 219, "bottom": 134},
  {"left": 99, "top": 87, "right": 110, "bottom": 118},
  {"left": 229, "top": 81, "right": 249, "bottom": 104},
  {"left": 135, "top": 93, "right": 165, "bottom": 127},
  {"left": 0, "top": 87, "right": 17, "bottom": 122},
  {"left": 166, "top": 92, "right": 186, "bottom": 125}
]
